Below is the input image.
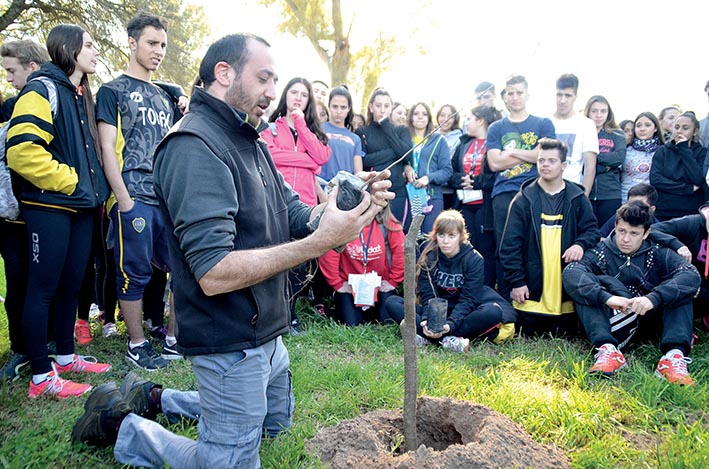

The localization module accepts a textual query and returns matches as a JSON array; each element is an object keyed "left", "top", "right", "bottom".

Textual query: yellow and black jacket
[{"left": 6, "top": 62, "right": 108, "bottom": 212}]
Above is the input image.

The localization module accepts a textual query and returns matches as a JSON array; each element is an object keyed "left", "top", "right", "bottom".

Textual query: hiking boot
[
  {"left": 102, "top": 323, "right": 118, "bottom": 338},
  {"left": 126, "top": 342, "right": 169, "bottom": 371},
  {"left": 161, "top": 341, "right": 183, "bottom": 361},
  {"left": 29, "top": 364, "right": 92, "bottom": 399},
  {"left": 656, "top": 352, "right": 694, "bottom": 386},
  {"left": 55, "top": 355, "right": 112, "bottom": 374},
  {"left": 441, "top": 336, "right": 470, "bottom": 353},
  {"left": 71, "top": 382, "right": 131, "bottom": 447},
  {"left": 1, "top": 352, "right": 30, "bottom": 382},
  {"left": 74, "top": 319, "right": 93, "bottom": 346},
  {"left": 120, "top": 371, "right": 162, "bottom": 420},
  {"left": 589, "top": 344, "right": 626, "bottom": 377}
]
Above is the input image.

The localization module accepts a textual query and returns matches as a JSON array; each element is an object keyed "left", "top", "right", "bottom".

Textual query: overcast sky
[{"left": 204, "top": 0, "right": 709, "bottom": 121}]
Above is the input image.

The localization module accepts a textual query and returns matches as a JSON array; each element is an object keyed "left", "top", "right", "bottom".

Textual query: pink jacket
[{"left": 260, "top": 115, "right": 331, "bottom": 206}]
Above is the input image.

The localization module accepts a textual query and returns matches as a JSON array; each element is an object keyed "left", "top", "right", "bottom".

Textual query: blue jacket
[{"left": 413, "top": 134, "right": 452, "bottom": 200}]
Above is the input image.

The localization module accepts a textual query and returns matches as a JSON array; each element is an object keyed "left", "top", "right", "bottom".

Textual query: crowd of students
[
  {"left": 2, "top": 17, "right": 709, "bottom": 404},
  {"left": 306, "top": 74, "right": 709, "bottom": 386}
]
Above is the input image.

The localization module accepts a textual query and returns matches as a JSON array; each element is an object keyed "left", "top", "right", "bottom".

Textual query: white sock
[
  {"left": 32, "top": 372, "right": 51, "bottom": 384},
  {"left": 665, "top": 348, "right": 683, "bottom": 358},
  {"left": 56, "top": 354, "right": 74, "bottom": 366},
  {"left": 165, "top": 335, "right": 177, "bottom": 346},
  {"left": 129, "top": 340, "right": 148, "bottom": 349}
]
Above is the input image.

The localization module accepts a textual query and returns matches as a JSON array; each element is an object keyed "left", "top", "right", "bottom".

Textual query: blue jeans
[{"left": 114, "top": 336, "right": 293, "bottom": 468}]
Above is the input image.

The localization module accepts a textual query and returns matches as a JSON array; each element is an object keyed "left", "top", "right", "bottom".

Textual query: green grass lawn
[{"left": 1, "top": 261, "right": 709, "bottom": 468}]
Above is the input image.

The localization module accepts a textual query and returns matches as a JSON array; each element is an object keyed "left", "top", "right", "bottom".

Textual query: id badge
[
  {"left": 456, "top": 189, "right": 483, "bottom": 203},
  {"left": 349, "top": 272, "right": 381, "bottom": 307}
]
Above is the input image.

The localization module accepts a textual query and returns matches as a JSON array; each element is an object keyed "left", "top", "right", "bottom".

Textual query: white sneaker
[
  {"left": 441, "top": 336, "right": 470, "bottom": 353},
  {"left": 102, "top": 323, "right": 118, "bottom": 338}
]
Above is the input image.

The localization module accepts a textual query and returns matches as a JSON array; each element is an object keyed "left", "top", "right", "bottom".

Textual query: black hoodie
[{"left": 418, "top": 241, "right": 515, "bottom": 330}]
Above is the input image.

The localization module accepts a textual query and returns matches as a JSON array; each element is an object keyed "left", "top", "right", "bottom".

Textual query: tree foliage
[
  {"left": 258, "top": 0, "right": 401, "bottom": 111},
  {"left": 0, "top": 0, "right": 209, "bottom": 91}
]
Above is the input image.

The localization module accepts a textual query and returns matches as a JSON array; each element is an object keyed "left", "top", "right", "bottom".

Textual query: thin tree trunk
[{"left": 400, "top": 214, "right": 423, "bottom": 452}]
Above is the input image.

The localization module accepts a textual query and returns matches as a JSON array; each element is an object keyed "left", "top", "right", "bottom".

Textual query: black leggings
[
  {"left": 22, "top": 207, "right": 94, "bottom": 374},
  {"left": 0, "top": 219, "right": 28, "bottom": 354},
  {"left": 335, "top": 290, "right": 397, "bottom": 326},
  {"left": 144, "top": 268, "right": 168, "bottom": 327}
]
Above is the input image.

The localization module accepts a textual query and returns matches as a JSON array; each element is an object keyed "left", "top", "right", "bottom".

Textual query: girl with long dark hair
[
  {"left": 355, "top": 88, "right": 412, "bottom": 224},
  {"left": 448, "top": 105, "right": 501, "bottom": 287},
  {"left": 621, "top": 112, "right": 664, "bottom": 202},
  {"left": 261, "top": 77, "right": 330, "bottom": 207},
  {"left": 403, "top": 102, "right": 452, "bottom": 233},
  {"left": 584, "top": 95, "right": 626, "bottom": 226},
  {"left": 7, "top": 24, "right": 111, "bottom": 398}
]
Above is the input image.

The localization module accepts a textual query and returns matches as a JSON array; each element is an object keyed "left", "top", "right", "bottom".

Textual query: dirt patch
[
  {"left": 621, "top": 429, "right": 657, "bottom": 451},
  {"left": 307, "top": 396, "right": 570, "bottom": 468}
]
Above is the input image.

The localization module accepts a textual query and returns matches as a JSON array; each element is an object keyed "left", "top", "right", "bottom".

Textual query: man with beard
[{"left": 72, "top": 33, "right": 393, "bottom": 468}]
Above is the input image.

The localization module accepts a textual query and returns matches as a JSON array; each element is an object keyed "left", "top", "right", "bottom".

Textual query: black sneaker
[
  {"left": 126, "top": 342, "right": 169, "bottom": 371},
  {"left": 71, "top": 382, "right": 131, "bottom": 447},
  {"left": 161, "top": 341, "right": 183, "bottom": 361},
  {"left": 120, "top": 371, "right": 161, "bottom": 420},
  {"left": 149, "top": 326, "right": 167, "bottom": 340},
  {"left": 0, "top": 352, "right": 29, "bottom": 382}
]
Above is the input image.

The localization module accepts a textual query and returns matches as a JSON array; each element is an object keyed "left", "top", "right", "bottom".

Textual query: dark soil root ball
[{"left": 336, "top": 178, "right": 365, "bottom": 211}]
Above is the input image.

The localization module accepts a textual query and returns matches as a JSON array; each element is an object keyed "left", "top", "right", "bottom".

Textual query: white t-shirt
[{"left": 551, "top": 113, "right": 599, "bottom": 184}]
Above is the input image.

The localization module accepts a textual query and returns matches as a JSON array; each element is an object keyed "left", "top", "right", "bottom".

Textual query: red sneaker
[
  {"left": 74, "top": 319, "right": 93, "bottom": 346},
  {"left": 55, "top": 355, "right": 111, "bottom": 374},
  {"left": 29, "top": 367, "right": 92, "bottom": 399},
  {"left": 589, "top": 344, "right": 626, "bottom": 377},
  {"left": 656, "top": 353, "right": 694, "bottom": 386}
]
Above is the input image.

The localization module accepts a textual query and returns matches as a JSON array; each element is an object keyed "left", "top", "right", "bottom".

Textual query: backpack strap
[{"left": 30, "top": 77, "right": 58, "bottom": 118}]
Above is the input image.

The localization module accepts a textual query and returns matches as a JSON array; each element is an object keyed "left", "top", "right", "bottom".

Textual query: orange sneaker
[
  {"left": 29, "top": 367, "right": 92, "bottom": 399},
  {"left": 55, "top": 355, "right": 111, "bottom": 374},
  {"left": 74, "top": 319, "right": 93, "bottom": 346},
  {"left": 589, "top": 344, "right": 626, "bottom": 377},
  {"left": 655, "top": 353, "right": 694, "bottom": 386}
]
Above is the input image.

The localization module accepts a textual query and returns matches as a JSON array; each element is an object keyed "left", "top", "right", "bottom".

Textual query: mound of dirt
[{"left": 307, "top": 397, "right": 570, "bottom": 468}]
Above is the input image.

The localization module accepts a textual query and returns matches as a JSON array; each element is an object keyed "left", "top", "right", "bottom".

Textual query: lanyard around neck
[{"left": 359, "top": 222, "right": 375, "bottom": 271}]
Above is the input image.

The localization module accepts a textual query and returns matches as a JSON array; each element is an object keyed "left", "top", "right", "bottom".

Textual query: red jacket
[
  {"left": 319, "top": 219, "right": 405, "bottom": 292},
  {"left": 260, "top": 115, "right": 331, "bottom": 206}
]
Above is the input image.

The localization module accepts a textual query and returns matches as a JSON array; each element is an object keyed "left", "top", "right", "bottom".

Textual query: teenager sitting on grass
[
  {"left": 383, "top": 210, "right": 515, "bottom": 352},
  {"left": 562, "top": 200, "right": 700, "bottom": 385},
  {"left": 319, "top": 207, "right": 405, "bottom": 326}
]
